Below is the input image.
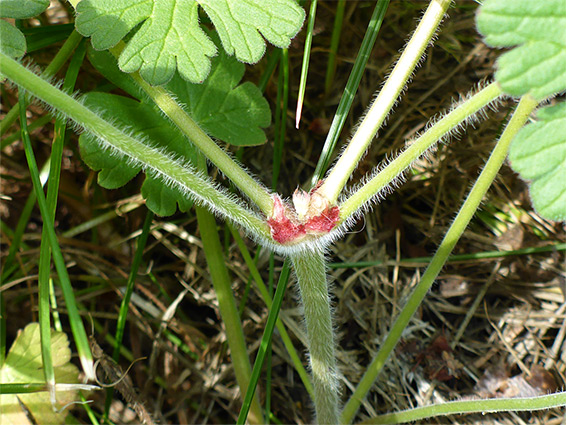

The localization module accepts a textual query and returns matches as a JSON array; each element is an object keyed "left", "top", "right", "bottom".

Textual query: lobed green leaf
[
  {"left": 477, "top": 0, "right": 566, "bottom": 100},
  {"left": 75, "top": 0, "right": 304, "bottom": 85},
  {"left": 508, "top": 102, "right": 566, "bottom": 221}
]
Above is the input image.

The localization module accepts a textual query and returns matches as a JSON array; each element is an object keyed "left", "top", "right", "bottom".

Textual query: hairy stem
[
  {"left": 0, "top": 30, "right": 84, "bottom": 136},
  {"left": 359, "top": 391, "right": 566, "bottom": 424},
  {"left": 340, "top": 94, "right": 539, "bottom": 424},
  {"left": 0, "top": 53, "right": 271, "bottom": 241},
  {"left": 291, "top": 250, "right": 339, "bottom": 424},
  {"left": 339, "top": 82, "right": 503, "bottom": 221},
  {"left": 318, "top": 0, "right": 452, "bottom": 204},
  {"left": 110, "top": 41, "right": 273, "bottom": 216}
]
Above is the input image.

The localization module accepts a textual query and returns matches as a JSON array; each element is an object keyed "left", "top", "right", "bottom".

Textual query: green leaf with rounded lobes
[
  {"left": 165, "top": 39, "right": 272, "bottom": 147},
  {"left": 508, "top": 102, "right": 566, "bottom": 221},
  {"left": 199, "top": 0, "right": 305, "bottom": 64},
  {"left": 477, "top": 0, "right": 566, "bottom": 100},
  {"left": 87, "top": 40, "right": 271, "bottom": 147},
  {"left": 75, "top": 0, "right": 304, "bottom": 86}
]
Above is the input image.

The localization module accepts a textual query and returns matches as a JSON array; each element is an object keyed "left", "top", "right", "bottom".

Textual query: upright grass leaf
[
  {"left": 340, "top": 94, "right": 540, "bottom": 424},
  {"left": 311, "top": 0, "right": 390, "bottom": 186},
  {"left": 1, "top": 114, "right": 53, "bottom": 149},
  {"left": 272, "top": 49, "right": 289, "bottom": 190},
  {"left": 0, "top": 30, "right": 83, "bottom": 136},
  {"left": 237, "top": 260, "right": 291, "bottom": 425},
  {"left": 295, "top": 0, "right": 317, "bottom": 129},
  {"left": 104, "top": 209, "right": 154, "bottom": 419},
  {"left": 324, "top": 0, "right": 346, "bottom": 97},
  {"left": 257, "top": 48, "right": 281, "bottom": 94},
  {"left": 17, "top": 87, "right": 95, "bottom": 382},
  {"left": 195, "top": 156, "right": 263, "bottom": 425},
  {"left": 21, "top": 23, "right": 75, "bottom": 52},
  {"left": 36, "top": 37, "right": 86, "bottom": 405}
]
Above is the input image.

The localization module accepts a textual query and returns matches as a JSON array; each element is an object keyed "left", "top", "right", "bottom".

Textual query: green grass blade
[
  {"left": 340, "top": 95, "right": 540, "bottom": 424},
  {"left": 22, "top": 23, "right": 75, "bottom": 53},
  {"left": 18, "top": 92, "right": 94, "bottom": 383},
  {"left": 272, "top": 49, "right": 290, "bottom": 190},
  {"left": 112, "top": 209, "right": 154, "bottom": 362},
  {"left": 324, "top": 0, "right": 346, "bottom": 96},
  {"left": 295, "top": 0, "right": 317, "bottom": 129},
  {"left": 0, "top": 30, "right": 83, "bottom": 136},
  {"left": 237, "top": 260, "right": 291, "bottom": 425},
  {"left": 36, "top": 38, "right": 86, "bottom": 405},
  {"left": 195, "top": 154, "right": 263, "bottom": 424},
  {"left": 311, "top": 0, "right": 390, "bottom": 186},
  {"left": 258, "top": 48, "right": 281, "bottom": 94},
  {"left": 1, "top": 114, "right": 52, "bottom": 149},
  {"left": 101, "top": 209, "right": 154, "bottom": 419}
]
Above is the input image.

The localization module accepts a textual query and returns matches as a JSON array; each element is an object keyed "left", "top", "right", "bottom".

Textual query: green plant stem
[
  {"left": 291, "top": 249, "right": 339, "bottom": 425},
  {"left": 196, "top": 156, "right": 263, "bottom": 425},
  {"left": 340, "top": 94, "right": 539, "bottom": 424},
  {"left": 0, "top": 53, "right": 271, "bottom": 242},
  {"left": 359, "top": 391, "right": 566, "bottom": 424},
  {"left": 313, "top": 0, "right": 390, "bottom": 186},
  {"left": 107, "top": 43, "right": 274, "bottom": 217},
  {"left": 318, "top": 0, "right": 451, "bottom": 203},
  {"left": 0, "top": 30, "right": 83, "bottom": 136},
  {"left": 339, "top": 82, "right": 503, "bottom": 220}
]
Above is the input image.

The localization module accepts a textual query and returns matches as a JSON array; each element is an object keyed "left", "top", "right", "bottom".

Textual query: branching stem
[
  {"left": 340, "top": 94, "right": 539, "bottom": 424},
  {"left": 0, "top": 53, "right": 270, "bottom": 241},
  {"left": 108, "top": 42, "right": 274, "bottom": 216},
  {"left": 339, "top": 82, "right": 503, "bottom": 221},
  {"left": 318, "top": 0, "right": 452, "bottom": 204}
]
